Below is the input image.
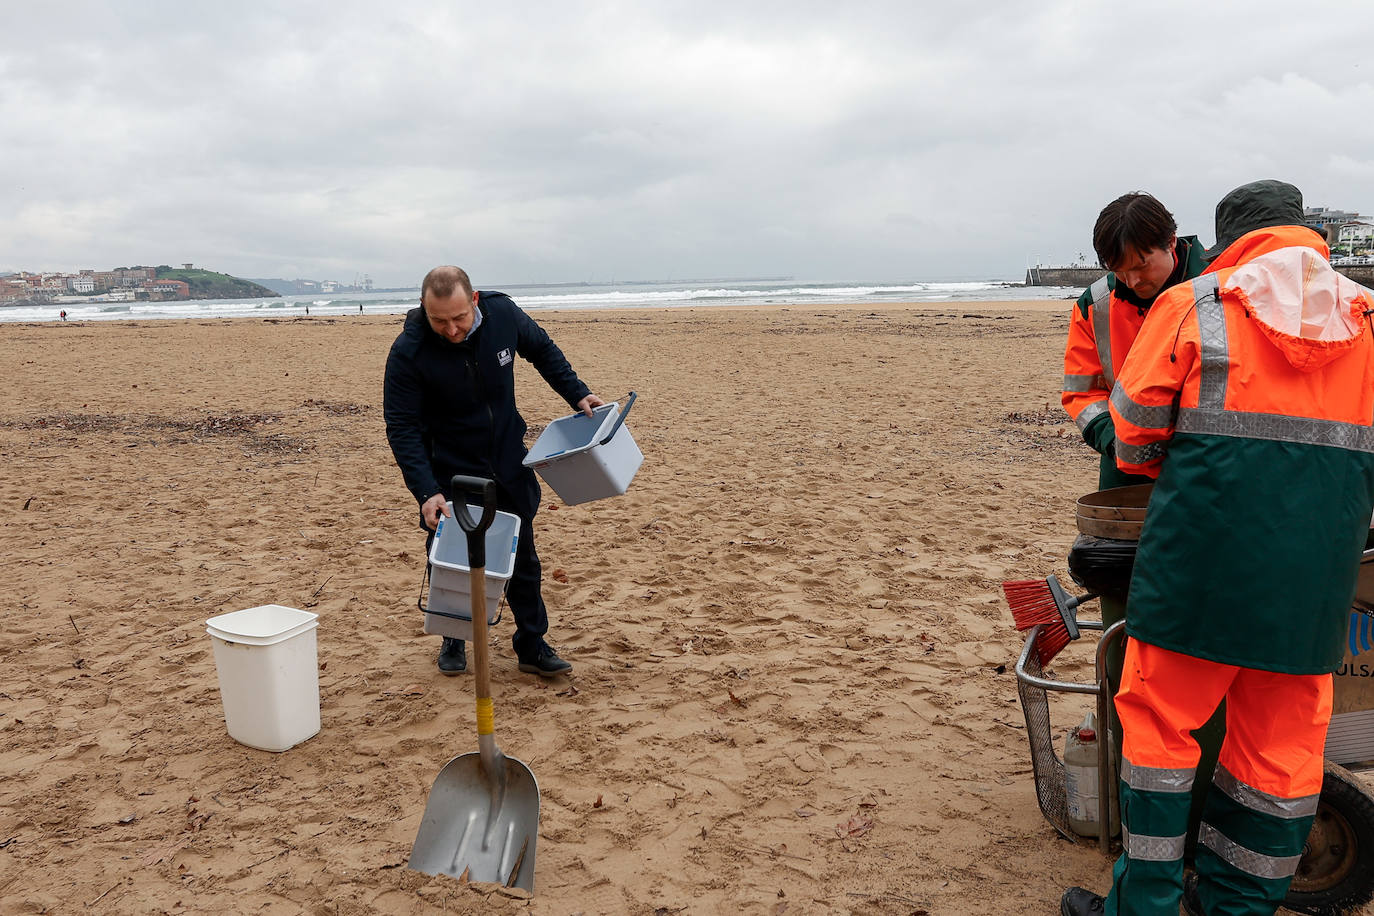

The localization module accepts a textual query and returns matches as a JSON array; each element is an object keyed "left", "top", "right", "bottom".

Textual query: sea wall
[
  {"left": 1340, "top": 265, "right": 1374, "bottom": 286},
  {"left": 1023, "top": 267, "right": 1103, "bottom": 288},
  {"left": 1025, "top": 265, "right": 1374, "bottom": 289}
]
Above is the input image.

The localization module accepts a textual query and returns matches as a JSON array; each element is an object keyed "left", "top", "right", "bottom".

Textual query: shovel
[{"left": 409, "top": 475, "right": 540, "bottom": 890}]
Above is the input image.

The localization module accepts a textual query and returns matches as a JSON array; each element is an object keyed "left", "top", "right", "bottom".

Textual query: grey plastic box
[
  {"left": 522, "top": 401, "right": 643, "bottom": 505},
  {"left": 424, "top": 503, "right": 521, "bottom": 641}
]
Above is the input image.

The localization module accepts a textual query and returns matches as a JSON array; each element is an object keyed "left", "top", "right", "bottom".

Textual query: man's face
[
  {"left": 424, "top": 288, "right": 479, "bottom": 343},
  {"left": 1112, "top": 238, "right": 1177, "bottom": 299}
]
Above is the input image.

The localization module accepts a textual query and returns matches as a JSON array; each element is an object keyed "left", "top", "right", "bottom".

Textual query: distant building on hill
[
  {"left": 1337, "top": 220, "right": 1374, "bottom": 256},
  {"left": 148, "top": 279, "right": 191, "bottom": 300},
  {"left": 1305, "top": 206, "right": 1364, "bottom": 246}
]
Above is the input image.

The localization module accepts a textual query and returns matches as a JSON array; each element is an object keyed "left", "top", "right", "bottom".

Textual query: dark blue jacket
[{"left": 383, "top": 291, "right": 591, "bottom": 513}]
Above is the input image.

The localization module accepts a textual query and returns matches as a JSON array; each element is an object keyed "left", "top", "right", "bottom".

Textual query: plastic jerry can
[{"left": 1064, "top": 712, "right": 1119, "bottom": 837}]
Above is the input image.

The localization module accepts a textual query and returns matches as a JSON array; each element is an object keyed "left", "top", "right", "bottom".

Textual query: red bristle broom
[{"left": 1001, "top": 575, "right": 1096, "bottom": 666}]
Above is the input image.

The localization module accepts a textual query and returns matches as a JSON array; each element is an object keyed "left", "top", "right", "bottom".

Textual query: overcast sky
[{"left": 4, "top": 2, "right": 1373, "bottom": 287}]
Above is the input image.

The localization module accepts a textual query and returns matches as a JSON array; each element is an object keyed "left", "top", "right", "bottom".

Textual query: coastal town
[
  {"left": 0, "top": 265, "right": 377, "bottom": 305},
  {"left": 0, "top": 265, "right": 193, "bottom": 304}
]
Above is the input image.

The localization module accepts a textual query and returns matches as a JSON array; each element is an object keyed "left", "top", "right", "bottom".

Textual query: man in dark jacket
[{"left": 384, "top": 265, "right": 603, "bottom": 677}]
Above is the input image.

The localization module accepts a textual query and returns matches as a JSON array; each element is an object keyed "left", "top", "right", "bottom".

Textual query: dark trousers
[
  {"left": 504, "top": 499, "right": 548, "bottom": 656},
  {"left": 426, "top": 474, "right": 548, "bottom": 658}
]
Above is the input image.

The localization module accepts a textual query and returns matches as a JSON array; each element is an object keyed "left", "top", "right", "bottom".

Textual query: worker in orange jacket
[
  {"left": 1062, "top": 192, "right": 1208, "bottom": 490},
  {"left": 1062, "top": 195, "right": 1218, "bottom": 811},
  {"left": 1061, "top": 181, "right": 1374, "bottom": 916}
]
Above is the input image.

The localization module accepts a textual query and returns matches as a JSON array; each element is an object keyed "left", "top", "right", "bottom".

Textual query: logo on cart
[
  {"left": 497, "top": 348, "right": 513, "bottom": 366},
  {"left": 1352, "top": 611, "right": 1374, "bottom": 657}
]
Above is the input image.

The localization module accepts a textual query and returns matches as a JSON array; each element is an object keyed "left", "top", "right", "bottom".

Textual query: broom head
[{"left": 1001, "top": 574, "right": 1081, "bottom": 666}]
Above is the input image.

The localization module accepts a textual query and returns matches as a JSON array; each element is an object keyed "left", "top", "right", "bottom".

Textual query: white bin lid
[{"left": 206, "top": 604, "right": 319, "bottom": 646}]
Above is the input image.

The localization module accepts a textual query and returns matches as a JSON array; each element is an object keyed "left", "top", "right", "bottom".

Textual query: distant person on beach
[
  {"left": 1062, "top": 181, "right": 1374, "bottom": 915},
  {"left": 383, "top": 265, "right": 604, "bottom": 677},
  {"left": 59, "top": 310, "right": 67, "bottom": 321},
  {"left": 1061, "top": 192, "right": 1208, "bottom": 490}
]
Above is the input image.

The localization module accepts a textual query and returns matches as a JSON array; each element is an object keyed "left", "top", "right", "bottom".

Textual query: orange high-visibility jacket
[
  {"left": 1110, "top": 226, "right": 1374, "bottom": 672},
  {"left": 1062, "top": 237, "right": 1206, "bottom": 488}
]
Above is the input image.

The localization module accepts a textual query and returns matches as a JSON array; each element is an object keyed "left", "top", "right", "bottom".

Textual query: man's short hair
[
  {"left": 1092, "top": 193, "right": 1178, "bottom": 271},
  {"left": 421, "top": 266, "right": 473, "bottom": 303}
]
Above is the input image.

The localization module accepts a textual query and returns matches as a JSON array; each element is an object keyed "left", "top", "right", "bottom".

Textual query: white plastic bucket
[
  {"left": 206, "top": 604, "right": 320, "bottom": 752},
  {"left": 425, "top": 504, "right": 521, "bottom": 640},
  {"left": 522, "top": 399, "right": 643, "bottom": 505}
]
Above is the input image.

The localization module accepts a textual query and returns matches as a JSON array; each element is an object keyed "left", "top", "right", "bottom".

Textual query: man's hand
[
  {"left": 577, "top": 394, "right": 606, "bottom": 417},
  {"left": 421, "top": 493, "right": 451, "bottom": 531}
]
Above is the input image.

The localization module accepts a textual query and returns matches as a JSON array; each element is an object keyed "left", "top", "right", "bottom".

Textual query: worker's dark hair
[
  {"left": 420, "top": 265, "right": 473, "bottom": 304},
  {"left": 1092, "top": 193, "right": 1178, "bottom": 271}
]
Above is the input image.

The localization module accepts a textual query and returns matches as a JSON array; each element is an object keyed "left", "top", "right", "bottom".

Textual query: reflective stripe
[
  {"left": 1213, "top": 764, "right": 1320, "bottom": 819},
  {"left": 1111, "top": 383, "right": 1175, "bottom": 430},
  {"left": 1115, "top": 438, "right": 1167, "bottom": 465},
  {"left": 1192, "top": 275, "right": 1228, "bottom": 410},
  {"left": 1122, "top": 825, "right": 1187, "bottom": 862},
  {"left": 1177, "top": 407, "right": 1374, "bottom": 455},
  {"left": 1198, "top": 823, "right": 1302, "bottom": 880},
  {"left": 1090, "top": 277, "right": 1114, "bottom": 389},
  {"left": 1075, "top": 399, "right": 1109, "bottom": 431},
  {"left": 1121, "top": 759, "right": 1194, "bottom": 793},
  {"left": 1060, "top": 373, "right": 1093, "bottom": 392}
]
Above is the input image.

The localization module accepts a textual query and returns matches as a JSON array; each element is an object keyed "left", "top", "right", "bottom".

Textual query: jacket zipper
[{"left": 463, "top": 347, "right": 497, "bottom": 477}]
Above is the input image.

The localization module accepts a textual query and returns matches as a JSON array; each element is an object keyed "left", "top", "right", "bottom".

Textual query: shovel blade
[{"left": 409, "top": 752, "right": 540, "bottom": 890}]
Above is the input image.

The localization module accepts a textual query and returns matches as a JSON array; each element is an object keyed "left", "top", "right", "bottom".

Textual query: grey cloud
[{"left": 4, "top": 2, "right": 1374, "bottom": 284}]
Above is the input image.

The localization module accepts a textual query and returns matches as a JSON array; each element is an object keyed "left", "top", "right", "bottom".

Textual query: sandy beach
[{"left": 0, "top": 301, "right": 1328, "bottom": 914}]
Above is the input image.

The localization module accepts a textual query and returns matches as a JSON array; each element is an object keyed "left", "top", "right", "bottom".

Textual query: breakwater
[
  {"left": 1025, "top": 265, "right": 1374, "bottom": 289},
  {"left": 1023, "top": 267, "right": 1102, "bottom": 287}
]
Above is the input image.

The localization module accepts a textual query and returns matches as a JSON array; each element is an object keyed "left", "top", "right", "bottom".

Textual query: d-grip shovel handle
[
  {"left": 449, "top": 475, "right": 497, "bottom": 567},
  {"left": 598, "top": 391, "right": 637, "bottom": 445},
  {"left": 449, "top": 475, "right": 502, "bottom": 764}
]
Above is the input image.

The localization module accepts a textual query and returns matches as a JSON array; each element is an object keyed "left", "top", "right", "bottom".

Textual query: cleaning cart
[{"left": 1010, "top": 484, "right": 1374, "bottom": 916}]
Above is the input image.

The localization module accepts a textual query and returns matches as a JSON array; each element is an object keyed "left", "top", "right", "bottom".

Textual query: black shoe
[
  {"left": 517, "top": 644, "right": 572, "bottom": 677},
  {"left": 1060, "top": 887, "right": 1105, "bottom": 916},
  {"left": 437, "top": 638, "right": 466, "bottom": 675},
  {"left": 1181, "top": 873, "right": 1203, "bottom": 916}
]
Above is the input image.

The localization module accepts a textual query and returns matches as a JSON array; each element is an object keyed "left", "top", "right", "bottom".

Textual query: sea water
[{"left": 0, "top": 277, "right": 1078, "bottom": 324}]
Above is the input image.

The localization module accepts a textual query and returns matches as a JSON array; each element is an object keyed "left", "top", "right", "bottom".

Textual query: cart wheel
[{"left": 1284, "top": 761, "right": 1374, "bottom": 915}]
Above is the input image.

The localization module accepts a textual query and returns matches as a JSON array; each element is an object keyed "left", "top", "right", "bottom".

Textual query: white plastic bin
[
  {"left": 425, "top": 503, "right": 521, "bottom": 640},
  {"left": 205, "top": 604, "right": 320, "bottom": 752},
  {"left": 522, "top": 398, "right": 643, "bottom": 505}
]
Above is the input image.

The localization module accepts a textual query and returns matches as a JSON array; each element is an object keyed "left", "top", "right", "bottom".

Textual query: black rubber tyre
[{"left": 1284, "top": 761, "right": 1374, "bottom": 915}]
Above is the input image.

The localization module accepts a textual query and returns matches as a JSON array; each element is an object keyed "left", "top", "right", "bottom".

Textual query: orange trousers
[
  {"left": 1105, "top": 639, "right": 1332, "bottom": 915},
  {"left": 1116, "top": 639, "right": 1331, "bottom": 798}
]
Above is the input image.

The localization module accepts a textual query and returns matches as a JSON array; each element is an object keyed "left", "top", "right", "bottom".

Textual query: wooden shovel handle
[
  {"left": 448, "top": 475, "right": 499, "bottom": 739},
  {"left": 470, "top": 563, "right": 493, "bottom": 725}
]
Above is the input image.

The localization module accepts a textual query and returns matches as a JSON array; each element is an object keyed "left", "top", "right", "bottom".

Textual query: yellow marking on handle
[{"left": 476, "top": 697, "right": 494, "bottom": 735}]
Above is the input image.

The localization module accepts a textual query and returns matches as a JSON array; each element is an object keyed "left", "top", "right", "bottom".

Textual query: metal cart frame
[{"left": 1014, "top": 615, "right": 1124, "bottom": 855}]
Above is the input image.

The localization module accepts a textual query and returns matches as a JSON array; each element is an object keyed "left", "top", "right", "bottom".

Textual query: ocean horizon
[{"left": 0, "top": 277, "right": 1080, "bottom": 324}]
